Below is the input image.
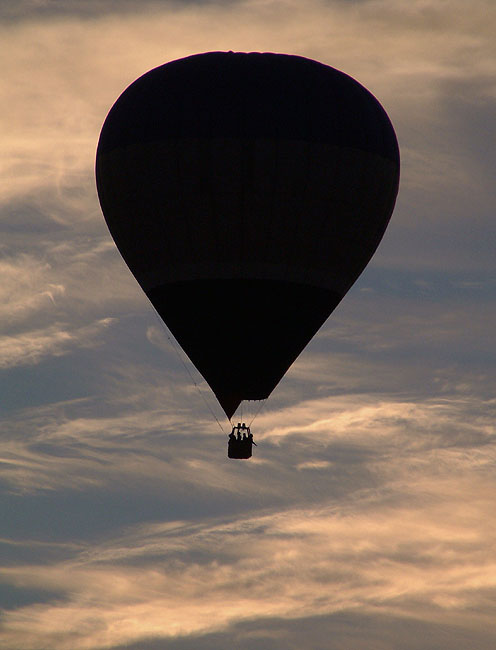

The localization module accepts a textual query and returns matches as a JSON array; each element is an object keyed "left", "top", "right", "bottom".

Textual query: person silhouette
[{"left": 228, "top": 421, "right": 255, "bottom": 458}]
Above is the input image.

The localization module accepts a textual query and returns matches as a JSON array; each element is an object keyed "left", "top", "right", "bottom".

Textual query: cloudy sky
[{"left": 1, "top": 0, "right": 495, "bottom": 648}]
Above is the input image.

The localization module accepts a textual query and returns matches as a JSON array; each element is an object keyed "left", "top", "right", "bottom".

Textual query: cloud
[
  {"left": 1, "top": 439, "right": 495, "bottom": 649},
  {"left": 0, "top": 318, "right": 115, "bottom": 369},
  {"left": 0, "top": 238, "right": 141, "bottom": 374},
  {"left": 2, "top": 377, "right": 494, "bottom": 499},
  {"left": 0, "top": 1, "right": 495, "bottom": 648},
  {"left": 0, "top": 0, "right": 230, "bottom": 22},
  {"left": 0, "top": 341, "right": 495, "bottom": 647},
  {"left": 1, "top": 0, "right": 494, "bottom": 310},
  {"left": 0, "top": 230, "right": 143, "bottom": 342},
  {"left": 112, "top": 611, "right": 496, "bottom": 650}
]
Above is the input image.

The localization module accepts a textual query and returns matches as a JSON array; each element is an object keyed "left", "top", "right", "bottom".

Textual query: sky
[{"left": 0, "top": 0, "right": 495, "bottom": 648}]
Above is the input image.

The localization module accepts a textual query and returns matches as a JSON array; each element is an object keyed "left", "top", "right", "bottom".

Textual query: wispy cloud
[
  {"left": 1, "top": 439, "right": 495, "bottom": 649},
  {"left": 0, "top": 318, "right": 115, "bottom": 369},
  {"left": 0, "top": 1, "right": 495, "bottom": 648},
  {"left": 0, "top": 373, "right": 495, "bottom": 648}
]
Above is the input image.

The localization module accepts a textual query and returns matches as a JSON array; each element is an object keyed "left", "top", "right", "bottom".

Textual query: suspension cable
[
  {"left": 248, "top": 399, "right": 267, "bottom": 428},
  {"left": 150, "top": 308, "right": 226, "bottom": 434},
  {"left": 232, "top": 398, "right": 267, "bottom": 430}
]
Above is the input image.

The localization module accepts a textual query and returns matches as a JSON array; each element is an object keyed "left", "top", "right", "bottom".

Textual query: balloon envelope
[{"left": 96, "top": 51, "right": 400, "bottom": 419}]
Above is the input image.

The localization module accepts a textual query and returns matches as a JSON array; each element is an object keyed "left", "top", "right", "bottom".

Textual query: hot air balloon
[{"left": 96, "top": 51, "right": 400, "bottom": 428}]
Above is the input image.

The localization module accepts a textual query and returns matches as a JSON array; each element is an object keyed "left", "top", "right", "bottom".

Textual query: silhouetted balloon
[{"left": 96, "top": 51, "right": 400, "bottom": 419}]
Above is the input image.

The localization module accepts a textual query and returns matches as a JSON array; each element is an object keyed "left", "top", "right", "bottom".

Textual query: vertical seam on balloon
[
  {"left": 153, "top": 142, "right": 172, "bottom": 267},
  {"left": 173, "top": 137, "right": 194, "bottom": 267},
  {"left": 199, "top": 136, "right": 217, "bottom": 278},
  {"left": 269, "top": 136, "right": 280, "bottom": 275},
  {"left": 206, "top": 137, "right": 220, "bottom": 281},
  {"left": 297, "top": 139, "right": 314, "bottom": 288},
  {"left": 307, "top": 143, "right": 340, "bottom": 289},
  {"left": 243, "top": 138, "right": 252, "bottom": 284}
]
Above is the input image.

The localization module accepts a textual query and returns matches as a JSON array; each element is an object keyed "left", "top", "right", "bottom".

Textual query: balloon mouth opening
[{"left": 220, "top": 393, "right": 242, "bottom": 421}]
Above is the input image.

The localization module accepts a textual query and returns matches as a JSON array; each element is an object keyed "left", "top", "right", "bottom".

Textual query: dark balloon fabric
[{"left": 96, "top": 51, "right": 400, "bottom": 419}]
